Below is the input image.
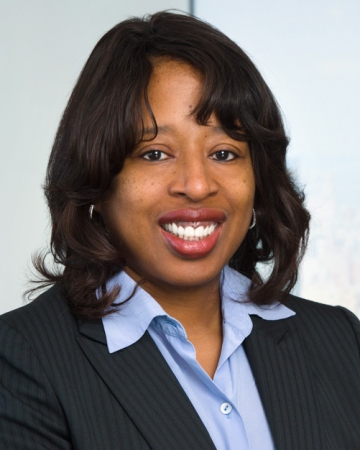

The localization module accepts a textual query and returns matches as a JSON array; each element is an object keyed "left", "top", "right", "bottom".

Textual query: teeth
[
  {"left": 184, "top": 226, "right": 195, "bottom": 238},
  {"left": 194, "top": 226, "right": 204, "bottom": 237},
  {"left": 162, "top": 223, "right": 217, "bottom": 240}
]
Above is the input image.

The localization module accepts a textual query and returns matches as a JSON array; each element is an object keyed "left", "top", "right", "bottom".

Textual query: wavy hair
[{"left": 32, "top": 11, "right": 310, "bottom": 319}]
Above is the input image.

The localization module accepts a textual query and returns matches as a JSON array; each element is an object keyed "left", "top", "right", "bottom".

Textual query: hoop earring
[
  {"left": 89, "top": 204, "right": 94, "bottom": 220},
  {"left": 249, "top": 209, "right": 256, "bottom": 229}
]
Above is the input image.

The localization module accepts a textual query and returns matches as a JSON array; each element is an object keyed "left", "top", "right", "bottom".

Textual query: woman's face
[{"left": 98, "top": 60, "right": 255, "bottom": 294}]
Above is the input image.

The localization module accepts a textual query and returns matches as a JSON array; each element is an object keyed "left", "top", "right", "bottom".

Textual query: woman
[{"left": 1, "top": 11, "right": 359, "bottom": 450}]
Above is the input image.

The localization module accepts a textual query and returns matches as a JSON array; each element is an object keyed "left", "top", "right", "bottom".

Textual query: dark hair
[{"left": 33, "top": 11, "right": 310, "bottom": 319}]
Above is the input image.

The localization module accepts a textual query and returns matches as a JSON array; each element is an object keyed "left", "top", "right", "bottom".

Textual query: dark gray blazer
[{"left": 1, "top": 284, "right": 360, "bottom": 449}]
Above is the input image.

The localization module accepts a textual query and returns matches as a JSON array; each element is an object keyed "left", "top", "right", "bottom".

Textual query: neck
[
  {"left": 125, "top": 266, "right": 223, "bottom": 378},
  {"left": 125, "top": 266, "right": 222, "bottom": 335}
]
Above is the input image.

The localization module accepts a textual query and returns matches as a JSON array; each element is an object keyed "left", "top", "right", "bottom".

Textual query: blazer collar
[
  {"left": 77, "top": 319, "right": 216, "bottom": 450},
  {"left": 244, "top": 315, "right": 326, "bottom": 450},
  {"left": 78, "top": 319, "right": 107, "bottom": 344}
]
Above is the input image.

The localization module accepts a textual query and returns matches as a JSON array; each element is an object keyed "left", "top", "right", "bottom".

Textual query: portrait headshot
[{"left": 1, "top": 1, "right": 359, "bottom": 449}]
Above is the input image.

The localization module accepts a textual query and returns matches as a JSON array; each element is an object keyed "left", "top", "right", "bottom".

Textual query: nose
[{"left": 168, "top": 154, "right": 219, "bottom": 202}]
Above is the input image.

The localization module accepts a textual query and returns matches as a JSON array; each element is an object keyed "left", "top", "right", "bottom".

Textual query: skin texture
[{"left": 98, "top": 60, "right": 255, "bottom": 376}]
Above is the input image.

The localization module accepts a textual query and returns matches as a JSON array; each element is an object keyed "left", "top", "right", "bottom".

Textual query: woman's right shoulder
[{"left": 0, "top": 283, "right": 77, "bottom": 347}]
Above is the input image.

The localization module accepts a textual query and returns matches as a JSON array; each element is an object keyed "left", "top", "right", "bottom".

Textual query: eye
[
  {"left": 142, "top": 150, "right": 169, "bottom": 161},
  {"left": 210, "top": 150, "right": 237, "bottom": 162}
]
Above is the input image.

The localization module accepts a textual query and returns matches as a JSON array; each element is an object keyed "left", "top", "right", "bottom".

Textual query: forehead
[
  {"left": 140, "top": 60, "right": 228, "bottom": 140},
  {"left": 136, "top": 57, "right": 249, "bottom": 145},
  {"left": 147, "top": 59, "right": 202, "bottom": 104},
  {"left": 138, "top": 59, "right": 201, "bottom": 128},
  {"left": 150, "top": 57, "right": 200, "bottom": 78}
]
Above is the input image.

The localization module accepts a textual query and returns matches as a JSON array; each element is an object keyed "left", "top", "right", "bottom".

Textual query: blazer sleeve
[{"left": 0, "top": 318, "right": 72, "bottom": 450}]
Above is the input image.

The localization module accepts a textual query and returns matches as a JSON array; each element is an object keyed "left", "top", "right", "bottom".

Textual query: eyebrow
[
  {"left": 207, "top": 125, "right": 227, "bottom": 135},
  {"left": 142, "top": 125, "right": 173, "bottom": 136},
  {"left": 142, "top": 124, "right": 227, "bottom": 136}
]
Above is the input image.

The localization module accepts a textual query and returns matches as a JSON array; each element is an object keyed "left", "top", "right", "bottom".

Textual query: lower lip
[{"left": 160, "top": 225, "right": 222, "bottom": 259}]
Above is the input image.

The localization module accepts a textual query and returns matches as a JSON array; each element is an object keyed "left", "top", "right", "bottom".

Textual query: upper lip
[{"left": 158, "top": 208, "right": 227, "bottom": 224}]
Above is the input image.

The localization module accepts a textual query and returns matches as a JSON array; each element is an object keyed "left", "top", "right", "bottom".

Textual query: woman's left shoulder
[{"left": 285, "top": 294, "right": 360, "bottom": 347}]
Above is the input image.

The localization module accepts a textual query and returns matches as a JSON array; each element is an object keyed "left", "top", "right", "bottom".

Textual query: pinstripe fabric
[
  {"left": 0, "top": 285, "right": 215, "bottom": 450},
  {"left": 244, "top": 296, "right": 360, "bottom": 450},
  {"left": 1, "top": 285, "right": 360, "bottom": 449}
]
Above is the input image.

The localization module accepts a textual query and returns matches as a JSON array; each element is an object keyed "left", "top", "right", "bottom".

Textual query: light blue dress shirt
[{"left": 102, "top": 266, "right": 295, "bottom": 450}]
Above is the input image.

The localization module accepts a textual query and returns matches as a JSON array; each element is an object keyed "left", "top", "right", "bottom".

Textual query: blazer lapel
[
  {"left": 243, "top": 315, "right": 326, "bottom": 450},
  {"left": 76, "top": 320, "right": 216, "bottom": 450}
]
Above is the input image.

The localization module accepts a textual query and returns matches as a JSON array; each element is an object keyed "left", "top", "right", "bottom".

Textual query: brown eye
[
  {"left": 210, "top": 150, "right": 237, "bottom": 161},
  {"left": 143, "top": 150, "right": 168, "bottom": 161}
]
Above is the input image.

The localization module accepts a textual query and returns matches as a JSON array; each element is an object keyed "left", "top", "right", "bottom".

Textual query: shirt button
[{"left": 220, "top": 402, "right": 232, "bottom": 415}]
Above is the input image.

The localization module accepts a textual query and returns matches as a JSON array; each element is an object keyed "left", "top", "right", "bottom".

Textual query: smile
[
  {"left": 158, "top": 209, "right": 226, "bottom": 258},
  {"left": 161, "top": 222, "right": 218, "bottom": 240}
]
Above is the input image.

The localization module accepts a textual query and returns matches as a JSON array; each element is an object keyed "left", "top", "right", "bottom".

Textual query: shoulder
[
  {"left": 0, "top": 285, "right": 86, "bottom": 448},
  {"left": 0, "top": 284, "right": 78, "bottom": 353},
  {"left": 1, "top": 283, "right": 73, "bottom": 321},
  {"left": 285, "top": 293, "right": 359, "bottom": 326},
  {"left": 0, "top": 284, "right": 89, "bottom": 404},
  {"left": 284, "top": 294, "right": 360, "bottom": 355}
]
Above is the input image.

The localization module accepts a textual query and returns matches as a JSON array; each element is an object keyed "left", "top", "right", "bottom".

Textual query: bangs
[
  {"left": 139, "top": 45, "right": 283, "bottom": 147},
  {"left": 134, "top": 54, "right": 262, "bottom": 147},
  {"left": 193, "top": 55, "right": 283, "bottom": 145}
]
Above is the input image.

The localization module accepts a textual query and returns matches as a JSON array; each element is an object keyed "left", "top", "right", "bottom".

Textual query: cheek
[
  {"left": 112, "top": 170, "right": 144, "bottom": 206},
  {"left": 102, "top": 173, "right": 159, "bottom": 235},
  {"left": 243, "top": 168, "right": 256, "bottom": 202},
  {"left": 229, "top": 175, "right": 255, "bottom": 206}
]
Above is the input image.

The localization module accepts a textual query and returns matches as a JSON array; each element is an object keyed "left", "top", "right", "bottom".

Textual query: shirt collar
[
  {"left": 102, "top": 267, "right": 295, "bottom": 353},
  {"left": 102, "top": 271, "right": 167, "bottom": 353},
  {"left": 221, "top": 265, "right": 295, "bottom": 323}
]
